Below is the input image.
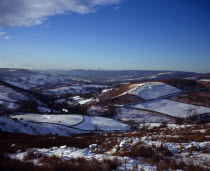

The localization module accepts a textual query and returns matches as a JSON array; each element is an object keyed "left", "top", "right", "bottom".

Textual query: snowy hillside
[
  {"left": 0, "top": 68, "right": 197, "bottom": 89},
  {"left": 106, "top": 80, "right": 210, "bottom": 122},
  {"left": 5, "top": 73, "right": 70, "bottom": 89},
  {"left": 131, "top": 99, "right": 210, "bottom": 118},
  {"left": 43, "top": 84, "right": 107, "bottom": 95},
  {"left": 0, "top": 84, "right": 29, "bottom": 111},
  {"left": 0, "top": 117, "right": 80, "bottom": 136},
  {"left": 0, "top": 81, "right": 52, "bottom": 113},
  {"left": 128, "top": 82, "right": 180, "bottom": 99},
  {"left": 115, "top": 82, "right": 180, "bottom": 99},
  {"left": 0, "top": 85, "right": 29, "bottom": 102},
  {"left": 1, "top": 114, "right": 129, "bottom": 136}
]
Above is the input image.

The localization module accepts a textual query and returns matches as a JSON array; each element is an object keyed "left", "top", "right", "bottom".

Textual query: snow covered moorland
[
  {"left": 5, "top": 123, "right": 210, "bottom": 170},
  {"left": 10, "top": 147, "right": 156, "bottom": 171},
  {"left": 0, "top": 76, "right": 210, "bottom": 170}
]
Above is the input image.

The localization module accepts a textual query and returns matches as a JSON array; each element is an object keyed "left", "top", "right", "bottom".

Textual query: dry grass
[
  {"left": 0, "top": 151, "right": 46, "bottom": 171},
  {"left": 117, "top": 142, "right": 172, "bottom": 163},
  {"left": 156, "top": 160, "right": 207, "bottom": 171},
  {"left": 0, "top": 131, "right": 108, "bottom": 154},
  {"left": 160, "top": 79, "right": 207, "bottom": 90},
  {"left": 38, "top": 155, "right": 121, "bottom": 171},
  {"left": 0, "top": 123, "right": 209, "bottom": 170},
  {"left": 0, "top": 151, "right": 121, "bottom": 171},
  {"left": 23, "top": 150, "right": 43, "bottom": 161},
  {"left": 171, "top": 90, "right": 210, "bottom": 107}
]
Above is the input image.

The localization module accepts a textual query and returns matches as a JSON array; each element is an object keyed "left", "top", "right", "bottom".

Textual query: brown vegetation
[
  {"left": 0, "top": 131, "right": 107, "bottom": 154},
  {"left": 0, "top": 151, "right": 121, "bottom": 171},
  {"left": 0, "top": 123, "right": 209, "bottom": 170},
  {"left": 38, "top": 155, "right": 121, "bottom": 171},
  {"left": 160, "top": 79, "right": 207, "bottom": 90},
  {"left": 171, "top": 90, "right": 210, "bottom": 107}
]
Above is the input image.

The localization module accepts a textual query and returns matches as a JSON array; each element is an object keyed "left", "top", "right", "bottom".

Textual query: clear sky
[{"left": 0, "top": 0, "right": 209, "bottom": 73}]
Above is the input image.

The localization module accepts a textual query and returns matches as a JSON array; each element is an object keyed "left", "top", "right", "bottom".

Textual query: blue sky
[{"left": 0, "top": 0, "right": 209, "bottom": 73}]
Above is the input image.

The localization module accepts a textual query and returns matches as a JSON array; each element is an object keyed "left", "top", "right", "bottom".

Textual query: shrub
[
  {"left": 201, "top": 147, "right": 209, "bottom": 154},
  {"left": 24, "top": 150, "right": 42, "bottom": 161},
  {"left": 0, "top": 151, "right": 45, "bottom": 171},
  {"left": 159, "top": 122, "right": 168, "bottom": 128}
]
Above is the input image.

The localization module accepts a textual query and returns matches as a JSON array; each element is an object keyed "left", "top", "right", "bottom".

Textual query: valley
[{"left": 0, "top": 69, "right": 210, "bottom": 170}]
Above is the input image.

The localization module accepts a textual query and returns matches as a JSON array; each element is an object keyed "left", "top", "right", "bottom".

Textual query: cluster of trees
[
  {"left": 15, "top": 100, "right": 38, "bottom": 113},
  {"left": 50, "top": 101, "right": 88, "bottom": 115}
]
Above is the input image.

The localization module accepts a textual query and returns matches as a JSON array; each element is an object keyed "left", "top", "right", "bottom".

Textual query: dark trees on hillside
[
  {"left": 18, "top": 100, "right": 38, "bottom": 113},
  {"left": 50, "top": 102, "right": 88, "bottom": 115}
]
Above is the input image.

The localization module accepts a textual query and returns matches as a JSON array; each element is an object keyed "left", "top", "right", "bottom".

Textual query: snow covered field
[
  {"left": 11, "top": 114, "right": 84, "bottom": 126},
  {"left": 0, "top": 117, "right": 81, "bottom": 136},
  {"left": 116, "top": 107, "right": 173, "bottom": 123},
  {"left": 128, "top": 82, "right": 180, "bottom": 99},
  {"left": 131, "top": 99, "right": 210, "bottom": 118},
  {"left": 11, "top": 114, "right": 129, "bottom": 131},
  {"left": 75, "top": 116, "right": 129, "bottom": 131},
  {"left": 115, "top": 82, "right": 180, "bottom": 99},
  {"left": 0, "top": 114, "right": 129, "bottom": 136},
  {"left": 112, "top": 81, "right": 210, "bottom": 119}
]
